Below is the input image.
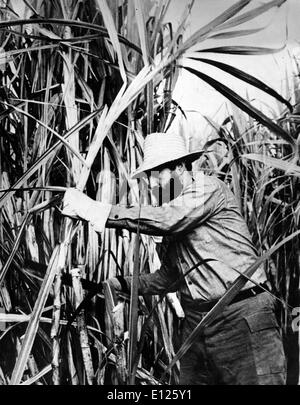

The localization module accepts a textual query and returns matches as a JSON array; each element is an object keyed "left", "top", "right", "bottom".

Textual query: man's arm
[
  {"left": 113, "top": 252, "right": 181, "bottom": 296},
  {"left": 61, "top": 177, "right": 224, "bottom": 236},
  {"left": 107, "top": 180, "right": 223, "bottom": 236}
]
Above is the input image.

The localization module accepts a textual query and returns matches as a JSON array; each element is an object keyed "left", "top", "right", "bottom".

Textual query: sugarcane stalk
[
  {"left": 112, "top": 302, "right": 127, "bottom": 384},
  {"left": 156, "top": 302, "right": 172, "bottom": 364},
  {"left": 0, "top": 281, "right": 11, "bottom": 314},
  {"left": 128, "top": 222, "right": 141, "bottom": 384},
  {"left": 66, "top": 331, "right": 79, "bottom": 385},
  {"left": 51, "top": 272, "right": 62, "bottom": 385},
  {"left": 103, "top": 280, "right": 127, "bottom": 384},
  {"left": 71, "top": 267, "right": 94, "bottom": 385},
  {"left": 27, "top": 354, "right": 43, "bottom": 385},
  {"left": 15, "top": 336, "right": 29, "bottom": 383},
  {"left": 0, "top": 306, "right": 5, "bottom": 332}
]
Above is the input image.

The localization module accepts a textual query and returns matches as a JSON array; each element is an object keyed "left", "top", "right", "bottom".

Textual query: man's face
[
  {"left": 149, "top": 166, "right": 176, "bottom": 189},
  {"left": 146, "top": 163, "right": 184, "bottom": 204}
]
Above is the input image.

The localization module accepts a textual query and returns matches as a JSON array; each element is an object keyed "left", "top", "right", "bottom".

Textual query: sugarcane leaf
[
  {"left": 181, "top": 65, "right": 295, "bottom": 146},
  {"left": 209, "top": 27, "right": 266, "bottom": 40},
  {"left": 242, "top": 153, "right": 300, "bottom": 176},
  {"left": 0, "top": 43, "right": 59, "bottom": 60},
  {"left": 187, "top": 57, "right": 293, "bottom": 111},
  {"left": 0, "top": 213, "right": 30, "bottom": 286},
  {"left": 1, "top": 27, "right": 122, "bottom": 47},
  {"left": 134, "top": 0, "right": 150, "bottom": 66},
  {"left": 21, "top": 0, "right": 38, "bottom": 16},
  {"left": 150, "top": 0, "right": 172, "bottom": 44},
  {"left": 166, "top": 0, "right": 195, "bottom": 54},
  {"left": 0, "top": 18, "right": 142, "bottom": 54},
  {"left": 215, "top": 0, "right": 286, "bottom": 32},
  {"left": 194, "top": 45, "right": 286, "bottom": 55},
  {"left": 179, "top": 0, "right": 251, "bottom": 53},
  {"left": 95, "top": 0, "right": 127, "bottom": 83},
  {"left": 202, "top": 115, "right": 222, "bottom": 133}
]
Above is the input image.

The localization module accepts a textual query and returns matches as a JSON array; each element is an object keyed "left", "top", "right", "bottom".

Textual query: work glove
[
  {"left": 62, "top": 188, "right": 94, "bottom": 220},
  {"left": 62, "top": 188, "right": 112, "bottom": 233}
]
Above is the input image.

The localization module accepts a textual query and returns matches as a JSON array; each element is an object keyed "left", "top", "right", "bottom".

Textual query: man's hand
[
  {"left": 61, "top": 188, "right": 95, "bottom": 220},
  {"left": 105, "top": 277, "right": 123, "bottom": 292},
  {"left": 61, "top": 188, "right": 112, "bottom": 233}
]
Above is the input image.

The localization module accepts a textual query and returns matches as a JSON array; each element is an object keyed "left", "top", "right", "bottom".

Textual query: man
[{"left": 62, "top": 131, "right": 286, "bottom": 385}]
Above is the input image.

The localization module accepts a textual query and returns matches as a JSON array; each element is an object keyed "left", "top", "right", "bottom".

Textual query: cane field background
[{"left": 0, "top": 0, "right": 299, "bottom": 385}]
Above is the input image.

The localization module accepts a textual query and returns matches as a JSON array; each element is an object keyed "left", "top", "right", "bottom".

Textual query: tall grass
[{"left": 0, "top": 0, "right": 298, "bottom": 385}]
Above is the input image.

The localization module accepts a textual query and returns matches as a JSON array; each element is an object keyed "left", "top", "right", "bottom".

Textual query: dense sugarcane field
[{"left": 0, "top": 0, "right": 299, "bottom": 385}]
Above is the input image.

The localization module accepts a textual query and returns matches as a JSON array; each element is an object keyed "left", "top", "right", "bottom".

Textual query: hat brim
[{"left": 131, "top": 150, "right": 204, "bottom": 179}]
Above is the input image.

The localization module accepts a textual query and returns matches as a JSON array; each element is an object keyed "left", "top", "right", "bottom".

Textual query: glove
[
  {"left": 62, "top": 188, "right": 112, "bottom": 233},
  {"left": 62, "top": 188, "right": 94, "bottom": 220}
]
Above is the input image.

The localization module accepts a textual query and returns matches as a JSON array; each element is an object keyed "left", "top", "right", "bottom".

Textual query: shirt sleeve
[
  {"left": 106, "top": 178, "right": 223, "bottom": 236},
  {"left": 123, "top": 262, "right": 181, "bottom": 296}
]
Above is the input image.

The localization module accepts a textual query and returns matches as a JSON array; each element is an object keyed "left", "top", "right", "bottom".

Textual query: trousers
[{"left": 179, "top": 292, "right": 287, "bottom": 385}]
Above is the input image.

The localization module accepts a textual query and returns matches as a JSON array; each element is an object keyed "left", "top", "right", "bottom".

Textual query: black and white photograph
[{"left": 0, "top": 0, "right": 299, "bottom": 391}]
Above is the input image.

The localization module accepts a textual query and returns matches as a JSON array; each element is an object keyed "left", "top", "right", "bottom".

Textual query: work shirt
[{"left": 106, "top": 172, "right": 267, "bottom": 303}]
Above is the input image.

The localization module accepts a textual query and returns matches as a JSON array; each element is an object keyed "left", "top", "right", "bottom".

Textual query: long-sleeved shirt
[{"left": 106, "top": 172, "right": 267, "bottom": 304}]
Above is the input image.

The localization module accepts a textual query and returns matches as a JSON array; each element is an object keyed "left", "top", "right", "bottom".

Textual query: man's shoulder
[{"left": 193, "top": 172, "right": 225, "bottom": 190}]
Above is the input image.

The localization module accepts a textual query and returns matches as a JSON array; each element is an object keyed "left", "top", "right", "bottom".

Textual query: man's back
[{"left": 168, "top": 173, "right": 267, "bottom": 302}]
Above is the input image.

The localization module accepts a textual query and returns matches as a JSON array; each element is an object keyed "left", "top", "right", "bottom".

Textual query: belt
[{"left": 184, "top": 284, "right": 268, "bottom": 313}]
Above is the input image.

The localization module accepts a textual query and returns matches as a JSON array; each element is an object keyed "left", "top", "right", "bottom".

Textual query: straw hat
[{"left": 131, "top": 132, "right": 204, "bottom": 179}]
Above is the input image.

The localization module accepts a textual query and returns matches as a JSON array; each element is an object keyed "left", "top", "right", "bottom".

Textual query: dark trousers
[{"left": 179, "top": 292, "right": 286, "bottom": 385}]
